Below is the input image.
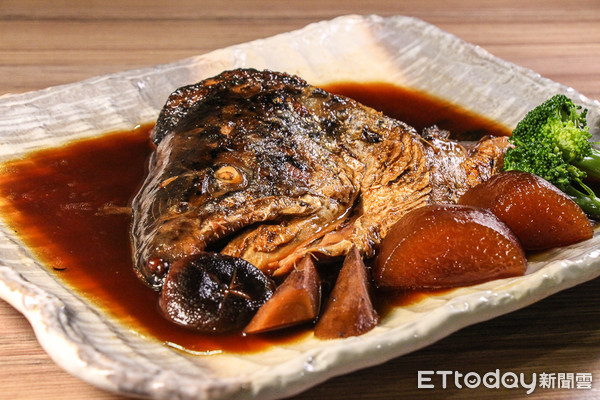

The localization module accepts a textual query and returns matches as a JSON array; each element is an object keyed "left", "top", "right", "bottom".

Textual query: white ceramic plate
[{"left": 0, "top": 14, "right": 599, "bottom": 400}]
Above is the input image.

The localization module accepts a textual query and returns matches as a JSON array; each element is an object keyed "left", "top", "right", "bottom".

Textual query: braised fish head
[{"left": 132, "top": 69, "right": 378, "bottom": 289}]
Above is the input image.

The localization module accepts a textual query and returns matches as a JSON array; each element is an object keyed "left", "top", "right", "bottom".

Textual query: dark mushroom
[{"left": 159, "top": 252, "right": 275, "bottom": 333}]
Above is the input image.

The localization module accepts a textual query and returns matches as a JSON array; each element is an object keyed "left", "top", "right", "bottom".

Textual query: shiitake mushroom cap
[{"left": 160, "top": 252, "right": 275, "bottom": 333}]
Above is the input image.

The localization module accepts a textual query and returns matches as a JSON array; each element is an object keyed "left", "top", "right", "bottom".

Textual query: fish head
[{"left": 131, "top": 79, "right": 358, "bottom": 290}]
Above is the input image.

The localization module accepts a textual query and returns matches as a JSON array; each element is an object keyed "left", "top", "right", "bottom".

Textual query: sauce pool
[
  {"left": 0, "top": 83, "right": 510, "bottom": 354},
  {"left": 326, "top": 82, "right": 510, "bottom": 140}
]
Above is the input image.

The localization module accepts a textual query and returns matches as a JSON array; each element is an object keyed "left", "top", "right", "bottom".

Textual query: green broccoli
[{"left": 503, "top": 94, "right": 600, "bottom": 218}]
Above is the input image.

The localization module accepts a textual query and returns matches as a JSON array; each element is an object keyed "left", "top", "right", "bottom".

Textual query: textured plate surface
[{"left": 1, "top": 14, "right": 600, "bottom": 400}]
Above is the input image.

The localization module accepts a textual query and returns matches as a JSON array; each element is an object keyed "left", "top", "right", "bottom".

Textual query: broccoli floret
[{"left": 503, "top": 94, "right": 600, "bottom": 218}]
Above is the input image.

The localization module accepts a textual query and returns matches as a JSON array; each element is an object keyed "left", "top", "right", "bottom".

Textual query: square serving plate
[{"left": 0, "top": 14, "right": 599, "bottom": 400}]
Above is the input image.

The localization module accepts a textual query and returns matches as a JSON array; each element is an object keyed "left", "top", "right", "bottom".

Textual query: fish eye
[
  {"left": 213, "top": 165, "right": 244, "bottom": 185},
  {"left": 208, "top": 165, "right": 248, "bottom": 197}
]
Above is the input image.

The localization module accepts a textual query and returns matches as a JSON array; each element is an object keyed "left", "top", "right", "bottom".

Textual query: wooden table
[{"left": 1, "top": 1, "right": 599, "bottom": 399}]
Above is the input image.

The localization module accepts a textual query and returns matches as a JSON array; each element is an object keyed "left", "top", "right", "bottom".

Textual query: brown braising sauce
[
  {"left": 0, "top": 83, "right": 511, "bottom": 354},
  {"left": 326, "top": 82, "right": 510, "bottom": 140}
]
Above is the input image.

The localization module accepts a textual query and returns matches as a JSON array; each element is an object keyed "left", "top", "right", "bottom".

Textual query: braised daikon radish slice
[
  {"left": 244, "top": 256, "right": 320, "bottom": 334},
  {"left": 373, "top": 204, "right": 526, "bottom": 289},
  {"left": 458, "top": 171, "right": 593, "bottom": 250},
  {"left": 314, "top": 246, "right": 379, "bottom": 339}
]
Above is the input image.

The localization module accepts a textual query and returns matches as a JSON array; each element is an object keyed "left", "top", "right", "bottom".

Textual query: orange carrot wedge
[
  {"left": 244, "top": 255, "right": 321, "bottom": 334},
  {"left": 314, "top": 246, "right": 379, "bottom": 339},
  {"left": 459, "top": 171, "right": 593, "bottom": 250}
]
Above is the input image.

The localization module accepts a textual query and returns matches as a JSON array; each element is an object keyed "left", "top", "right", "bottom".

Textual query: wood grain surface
[{"left": 1, "top": 1, "right": 599, "bottom": 399}]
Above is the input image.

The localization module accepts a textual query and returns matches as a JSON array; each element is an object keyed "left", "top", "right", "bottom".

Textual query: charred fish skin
[{"left": 152, "top": 70, "right": 311, "bottom": 145}]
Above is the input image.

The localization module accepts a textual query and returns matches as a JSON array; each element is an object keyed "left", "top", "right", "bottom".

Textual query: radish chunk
[
  {"left": 373, "top": 204, "right": 527, "bottom": 289},
  {"left": 244, "top": 256, "right": 321, "bottom": 334},
  {"left": 458, "top": 171, "right": 593, "bottom": 250},
  {"left": 314, "top": 246, "right": 379, "bottom": 339}
]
